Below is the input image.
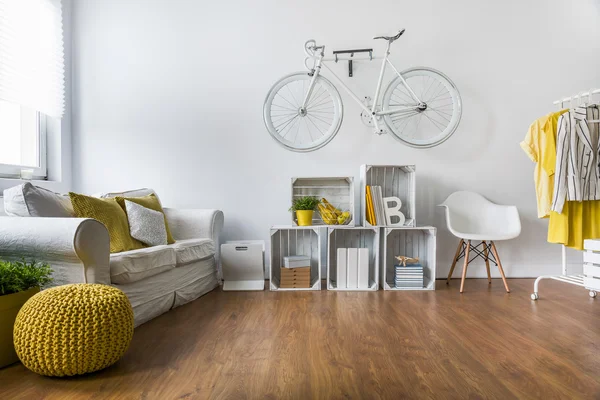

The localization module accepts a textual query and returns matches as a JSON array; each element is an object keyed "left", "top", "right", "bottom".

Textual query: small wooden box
[{"left": 280, "top": 267, "right": 311, "bottom": 288}]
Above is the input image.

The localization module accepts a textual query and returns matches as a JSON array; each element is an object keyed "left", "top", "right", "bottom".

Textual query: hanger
[
  {"left": 570, "top": 93, "right": 577, "bottom": 110},
  {"left": 588, "top": 88, "right": 597, "bottom": 106},
  {"left": 588, "top": 88, "right": 600, "bottom": 123},
  {"left": 577, "top": 91, "right": 587, "bottom": 107}
]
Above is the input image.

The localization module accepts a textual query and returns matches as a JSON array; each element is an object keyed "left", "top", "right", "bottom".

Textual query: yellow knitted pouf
[{"left": 13, "top": 284, "right": 134, "bottom": 377}]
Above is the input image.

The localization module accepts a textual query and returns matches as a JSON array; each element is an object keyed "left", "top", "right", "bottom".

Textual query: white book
[
  {"left": 336, "top": 248, "right": 347, "bottom": 289},
  {"left": 373, "top": 186, "right": 385, "bottom": 226},
  {"left": 371, "top": 186, "right": 380, "bottom": 225},
  {"left": 347, "top": 248, "right": 358, "bottom": 288},
  {"left": 370, "top": 186, "right": 377, "bottom": 225},
  {"left": 284, "top": 255, "right": 310, "bottom": 268},
  {"left": 357, "top": 248, "right": 369, "bottom": 289},
  {"left": 377, "top": 186, "right": 386, "bottom": 226}
]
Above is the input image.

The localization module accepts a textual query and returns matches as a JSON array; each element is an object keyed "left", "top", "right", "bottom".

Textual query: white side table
[{"left": 221, "top": 240, "right": 265, "bottom": 291}]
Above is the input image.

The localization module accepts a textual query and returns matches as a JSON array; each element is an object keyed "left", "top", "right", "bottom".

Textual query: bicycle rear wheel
[
  {"left": 263, "top": 73, "right": 343, "bottom": 152},
  {"left": 382, "top": 67, "right": 462, "bottom": 148}
]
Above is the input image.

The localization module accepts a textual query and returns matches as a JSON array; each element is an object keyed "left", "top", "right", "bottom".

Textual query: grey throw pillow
[
  {"left": 125, "top": 200, "right": 167, "bottom": 246},
  {"left": 3, "top": 182, "right": 74, "bottom": 217}
]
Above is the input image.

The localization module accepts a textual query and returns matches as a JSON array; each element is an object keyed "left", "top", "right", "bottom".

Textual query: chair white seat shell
[
  {"left": 440, "top": 191, "right": 521, "bottom": 241},
  {"left": 439, "top": 191, "right": 521, "bottom": 293}
]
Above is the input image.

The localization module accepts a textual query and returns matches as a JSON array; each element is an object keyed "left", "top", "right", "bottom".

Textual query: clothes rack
[
  {"left": 531, "top": 89, "right": 600, "bottom": 300},
  {"left": 552, "top": 88, "right": 600, "bottom": 105}
]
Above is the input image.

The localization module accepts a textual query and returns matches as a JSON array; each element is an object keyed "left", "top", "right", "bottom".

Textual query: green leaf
[
  {"left": 0, "top": 259, "right": 53, "bottom": 296},
  {"left": 289, "top": 196, "right": 321, "bottom": 211}
]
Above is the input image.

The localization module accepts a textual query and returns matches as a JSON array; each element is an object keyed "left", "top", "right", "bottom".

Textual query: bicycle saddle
[{"left": 373, "top": 29, "right": 405, "bottom": 42}]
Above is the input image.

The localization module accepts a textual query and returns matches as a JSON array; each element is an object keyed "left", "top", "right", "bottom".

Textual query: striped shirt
[{"left": 552, "top": 106, "right": 600, "bottom": 213}]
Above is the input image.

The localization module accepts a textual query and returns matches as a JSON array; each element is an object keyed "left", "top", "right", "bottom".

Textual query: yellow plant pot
[
  {"left": 0, "top": 286, "right": 40, "bottom": 368},
  {"left": 296, "top": 210, "right": 314, "bottom": 226}
]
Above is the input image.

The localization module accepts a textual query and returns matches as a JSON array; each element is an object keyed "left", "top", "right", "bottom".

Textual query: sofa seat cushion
[
  {"left": 110, "top": 245, "right": 176, "bottom": 284},
  {"left": 172, "top": 238, "right": 215, "bottom": 266}
]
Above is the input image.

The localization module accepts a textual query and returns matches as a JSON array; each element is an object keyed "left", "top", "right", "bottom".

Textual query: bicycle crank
[{"left": 360, "top": 97, "right": 381, "bottom": 128}]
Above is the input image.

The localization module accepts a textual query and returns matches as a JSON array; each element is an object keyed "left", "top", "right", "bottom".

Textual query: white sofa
[{"left": 0, "top": 186, "right": 223, "bottom": 327}]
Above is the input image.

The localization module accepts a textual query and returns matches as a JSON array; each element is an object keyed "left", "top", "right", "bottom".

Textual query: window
[
  {"left": 0, "top": 100, "right": 46, "bottom": 178},
  {"left": 0, "top": 0, "right": 64, "bottom": 179}
]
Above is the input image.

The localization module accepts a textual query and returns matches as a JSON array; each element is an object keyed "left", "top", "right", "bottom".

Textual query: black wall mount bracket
[{"left": 332, "top": 48, "right": 373, "bottom": 77}]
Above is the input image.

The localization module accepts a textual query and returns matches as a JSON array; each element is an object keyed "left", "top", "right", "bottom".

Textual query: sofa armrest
[
  {"left": 163, "top": 209, "right": 224, "bottom": 243},
  {"left": 0, "top": 216, "right": 110, "bottom": 285},
  {"left": 163, "top": 209, "right": 224, "bottom": 280}
]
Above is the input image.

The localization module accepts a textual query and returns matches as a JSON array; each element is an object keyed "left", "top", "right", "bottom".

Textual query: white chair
[{"left": 439, "top": 191, "right": 521, "bottom": 293}]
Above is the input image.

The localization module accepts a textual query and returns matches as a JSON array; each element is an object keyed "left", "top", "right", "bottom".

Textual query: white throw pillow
[
  {"left": 3, "top": 183, "right": 74, "bottom": 217},
  {"left": 94, "top": 188, "right": 163, "bottom": 206},
  {"left": 125, "top": 200, "right": 167, "bottom": 246}
]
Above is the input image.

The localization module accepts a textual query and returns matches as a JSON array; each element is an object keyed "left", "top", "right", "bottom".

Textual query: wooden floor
[{"left": 0, "top": 279, "right": 599, "bottom": 399}]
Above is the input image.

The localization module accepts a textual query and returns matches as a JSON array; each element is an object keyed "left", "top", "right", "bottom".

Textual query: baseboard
[{"left": 436, "top": 261, "right": 583, "bottom": 279}]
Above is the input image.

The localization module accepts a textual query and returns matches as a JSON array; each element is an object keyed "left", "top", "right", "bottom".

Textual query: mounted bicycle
[{"left": 263, "top": 29, "right": 462, "bottom": 152}]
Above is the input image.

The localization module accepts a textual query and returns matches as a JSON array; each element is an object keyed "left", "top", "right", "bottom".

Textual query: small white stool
[{"left": 221, "top": 241, "right": 265, "bottom": 291}]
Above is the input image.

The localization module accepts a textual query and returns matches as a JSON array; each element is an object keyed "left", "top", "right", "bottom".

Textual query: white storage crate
[
  {"left": 327, "top": 227, "right": 379, "bottom": 291},
  {"left": 291, "top": 177, "right": 355, "bottom": 226},
  {"left": 360, "top": 165, "right": 416, "bottom": 227},
  {"left": 583, "top": 240, "right": 600, "bottom": 292},
  {"left": 381, "top": 227, "right": 436, "bottom": 291},
  {"left": 270, "top": 226, "right": 325, "bottom": 291}
]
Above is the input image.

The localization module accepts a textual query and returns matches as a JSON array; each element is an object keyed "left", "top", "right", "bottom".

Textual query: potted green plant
[
  {"left": 0, "top": 260, "right": 52, "bottom": 368},
  {"left": 290, "top": 196, "right": 321, "bottom": 226}
]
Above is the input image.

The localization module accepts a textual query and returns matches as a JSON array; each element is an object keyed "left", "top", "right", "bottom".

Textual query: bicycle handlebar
[{"left": 304, "top": 39, "right": 324, "bottom": 58}]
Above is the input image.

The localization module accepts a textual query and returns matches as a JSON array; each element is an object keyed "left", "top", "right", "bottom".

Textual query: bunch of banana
[{"left": 318, "top": 198, "right": 351, "bottom": 225}]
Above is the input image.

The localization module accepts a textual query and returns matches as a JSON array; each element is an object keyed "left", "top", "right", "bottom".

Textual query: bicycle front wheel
[
  {"left": 263, "top": 72, "right": 343, "bottom": 152},
  {"left": 382, "top": 67, "right": 462, "bottom": 148}
]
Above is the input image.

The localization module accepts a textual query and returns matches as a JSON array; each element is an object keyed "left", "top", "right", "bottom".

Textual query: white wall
[
  {"left": 0, "top": 0, "right": 73, "bottom": 195},
  {"left": 71, "top": 0, "right": 600, "bottom": 278}
]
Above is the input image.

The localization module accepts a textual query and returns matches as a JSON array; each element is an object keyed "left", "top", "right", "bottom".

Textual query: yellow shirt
[
  {"left": 541, "top": 110, "right": 568, "bottom": 177},
  {"left": 520, "top": 110, "right": 568, "bottom": 218}
]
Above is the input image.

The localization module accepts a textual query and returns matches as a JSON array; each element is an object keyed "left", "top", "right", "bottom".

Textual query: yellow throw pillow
[
  {"left": 69, "top": 193, "right": 145, "bottom": 253},
  {"left": 115, "top": 194, "right": 175, "bottom": 244}
]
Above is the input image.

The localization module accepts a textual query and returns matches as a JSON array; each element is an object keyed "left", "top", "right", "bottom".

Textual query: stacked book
[
  {"left": 336, "top": 248, "right": 369, "bottom": 289},
  {"left": 365, "top": 185, "right": 386, "bottom": 226},
  {"left": 281, "top": 256, "right": 311, "bottom": 288},
  {"left": 395, "top": 263, "right": 424, "bottom": 288}
]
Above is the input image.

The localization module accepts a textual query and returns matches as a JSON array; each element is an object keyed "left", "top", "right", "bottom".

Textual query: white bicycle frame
[{"left": 302, "top": 40, "right": 423, "bottom": 133}]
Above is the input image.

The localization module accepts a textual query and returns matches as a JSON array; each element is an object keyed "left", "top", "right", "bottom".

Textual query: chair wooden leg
[
  {"left": 447, "top": 239, "right": 464, "bottom": 284},
  {"left": 460, "top": 240, "right": 471, "bottom": 293},
  {"left": 482, "top": 240, "right": 491, "bottom": 284},
  {"left": 490, "top": 241, "right": 510, "bottom": 293}
]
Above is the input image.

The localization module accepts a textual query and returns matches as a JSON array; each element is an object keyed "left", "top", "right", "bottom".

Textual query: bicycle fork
[{"left": 301, "top": 50, "right": 324, "bottom": 113}]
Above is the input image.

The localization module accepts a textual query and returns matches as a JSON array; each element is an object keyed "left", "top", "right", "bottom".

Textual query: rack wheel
[
  {"left": 531, "top": 293, "right": 539, "bottom": 301},
  {"left": 590, "top": 291, "right": 597, "bottom": 298}
]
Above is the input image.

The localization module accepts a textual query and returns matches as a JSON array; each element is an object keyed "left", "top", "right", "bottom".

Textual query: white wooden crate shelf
[
  {"left": 360, "top": 165, "right": 416, "bottom": 227},
  {"left": 583, "top": 240, "right": 600, "bottom": 292},
  {"left": 327, "top": 227, "right": 379, "bottom": 291},
  {"left": 270, "top": 226, "right": 325, "bottom": 291},
  {"left": 381, "top": 227, "right": 436, "bottom": 291},
  {"left": 291, "top": 177, "right": 355, "bottom": 226}
]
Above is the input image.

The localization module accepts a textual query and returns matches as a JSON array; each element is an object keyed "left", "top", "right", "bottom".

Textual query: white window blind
[{"left": 0, "top": 0, "right": 64, "bottom": 118}]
